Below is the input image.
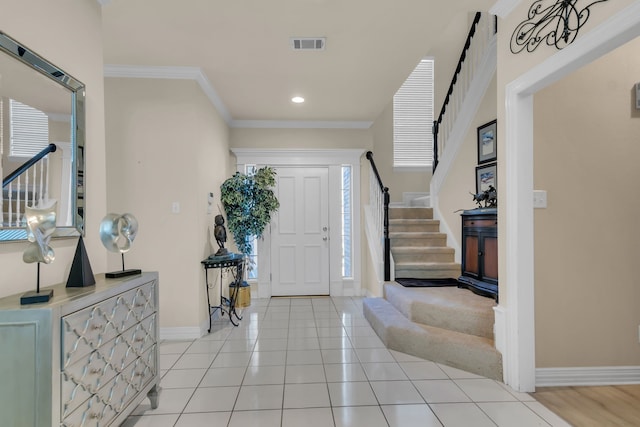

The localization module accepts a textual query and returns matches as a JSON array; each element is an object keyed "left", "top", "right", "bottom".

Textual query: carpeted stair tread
[
  {"left": 392, "top": 247, "right": 454, "bottom": 254},
  {"left": 394, "top": 261, "right": 460, "bottom": 268},
  {"left": 394, "top": 263, "right": 461, "bottom": 280},
  {"left": 384, "top": 282, "right": 494, "bottom": 339},
  {"left": 391, "top": 247, "right": 455, "bottom": 264},
  {"left": 389, "top": 207, "right": 433, "bottom": 220},
  {"left": 389, "top": 219, "right": 441, "bottom": 233},
  {"left": 363, "top": 297, "right": 502, "bottom": 381},
  {"left": 390, "top": 231, "right": 447, "bottom": 238}
]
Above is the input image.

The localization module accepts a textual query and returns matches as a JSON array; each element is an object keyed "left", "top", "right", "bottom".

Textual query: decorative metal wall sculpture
[
  {"left": 510, "top": 0, "right": 610, "bottom": 54},
  {"left": 21, "top": 202, "right": 57, "bottom": 304},
  {"left": 100, "top": 213, "right": 142, "bottom": 278}
]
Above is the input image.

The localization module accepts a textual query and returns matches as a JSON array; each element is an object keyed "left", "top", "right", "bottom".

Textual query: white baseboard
[
  {"left": 493, "top": 305, "right": 506, "bottom": 356},
  {"left": 160, "top": 314, "right": 223, "bottom": 340},
  {"left": 536, "top": 366, "right": 640, "bottom": 387},
  {"left": 159, "top": 326, "right": 205, "bottom": 341}
]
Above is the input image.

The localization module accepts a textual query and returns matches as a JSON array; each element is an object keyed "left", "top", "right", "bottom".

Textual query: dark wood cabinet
[{"left": 458, "top": 208, "right": 498, "bottom": 301}]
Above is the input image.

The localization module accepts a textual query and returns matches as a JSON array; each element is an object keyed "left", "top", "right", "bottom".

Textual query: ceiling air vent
[{"left": 291, "top": 37, "right": 326, "bottom": 51}]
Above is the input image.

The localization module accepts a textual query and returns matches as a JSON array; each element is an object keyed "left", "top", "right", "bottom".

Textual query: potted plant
[{"left": 220, "top": 166, "right": 279, "bottom": 284}]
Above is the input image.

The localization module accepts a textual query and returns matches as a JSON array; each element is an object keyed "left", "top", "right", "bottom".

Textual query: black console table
[
  {"left": 201, "top": 253, "right": 244, "bottom": 330},
  {"left": 458, "top": 208, "right": 498, "bottom": 301}
]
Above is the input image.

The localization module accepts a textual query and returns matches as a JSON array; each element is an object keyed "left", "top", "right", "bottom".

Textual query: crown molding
[
  {"left": 104, "top": 64, "right": 372, "bottom": 130},
  {"left": 103, "top": 64, "right": 232, "bottom": 123},
  {"left": 490, "top": 0, "right": 522, "bottom": 18}
]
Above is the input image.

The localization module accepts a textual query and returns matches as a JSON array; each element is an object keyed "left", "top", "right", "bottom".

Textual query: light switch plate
[{"left": 533, "top": 190, "right": 547, "bottom": 208}]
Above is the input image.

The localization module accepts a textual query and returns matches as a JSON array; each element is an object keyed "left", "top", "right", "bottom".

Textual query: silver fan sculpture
[
  {"left": 100, "top": 213, "right": 142, "bottom": 278},
  {"left": 21, "top": 201, "right": 57, "bottom": 304}
]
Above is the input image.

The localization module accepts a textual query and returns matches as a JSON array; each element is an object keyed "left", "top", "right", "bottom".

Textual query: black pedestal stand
[
  {"left": 106, "top": 253, "right": 141, "bottom": 279},
  {"left": 21, "top": 262, "right": 53, "bottom": 305}
]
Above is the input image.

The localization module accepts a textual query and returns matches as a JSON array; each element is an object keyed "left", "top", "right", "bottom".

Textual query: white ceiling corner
[
  {"left": 101, "top": 1, "right": 496, "bottom": 128},
  {"left": 104, "top": 64, "right": 373, "bottom": 129},
  {"left": 489, "top": 0, "right": 523, "bottom": 18},
  {"left": 103, "top": 64, "right": 232, "bottom": 124}
]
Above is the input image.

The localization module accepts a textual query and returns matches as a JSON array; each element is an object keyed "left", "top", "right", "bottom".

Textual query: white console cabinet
[{"left": 0, "top": 272, "right": 160, "bottom": 427}]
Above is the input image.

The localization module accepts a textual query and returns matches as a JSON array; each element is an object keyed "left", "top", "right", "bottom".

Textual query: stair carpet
[
  {"left": 390, "top": 207, "right": 460, "bottom": 279},
  {"left": 364, "top": 283, "right": 503, "bottom": 381},
  {"left": 364, "top": 206, "right": 502, "bottom": 381}
]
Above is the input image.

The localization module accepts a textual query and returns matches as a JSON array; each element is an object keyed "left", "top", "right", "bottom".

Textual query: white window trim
[{"left": 231, "top": 148, "right": 364, "bottom": 298}]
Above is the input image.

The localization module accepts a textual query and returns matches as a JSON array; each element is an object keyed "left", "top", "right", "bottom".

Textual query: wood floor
[{"left": 533, "top": 385, "right": 640, "bottom": 427}]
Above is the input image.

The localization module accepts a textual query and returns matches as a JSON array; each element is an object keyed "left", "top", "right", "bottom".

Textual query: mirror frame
[{"left": 0, "top": 31, "right": 86, "bottom": 242}]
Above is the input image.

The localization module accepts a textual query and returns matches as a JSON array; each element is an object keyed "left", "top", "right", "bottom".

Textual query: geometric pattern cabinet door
[
  {"left": 0, "top": 272, "right": 159, "bottom": 427},
  {"left": 458, "top": 209, "right": 498, "bottom": 301}
]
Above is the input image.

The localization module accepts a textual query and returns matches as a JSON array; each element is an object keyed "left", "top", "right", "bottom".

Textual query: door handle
[
  {"left": 323, "top": 227, "right": 328, "bottom": 231},
  {"left": 323, "top": 237, "right": 328, "bottom": 241}
]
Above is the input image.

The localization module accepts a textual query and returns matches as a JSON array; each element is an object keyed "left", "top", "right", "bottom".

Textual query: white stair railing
[
  {"left": 2, "top": 144, "right": 56, "bottom": 228},
  {"left": 433, "top": 12, "right": 497, "bottom": 171},
  {"left": 365, "top": 151, "right": 391, "bottom": 282}
]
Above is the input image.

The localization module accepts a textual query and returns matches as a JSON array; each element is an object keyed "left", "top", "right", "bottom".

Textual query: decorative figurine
[
  {"left": 213, "top": 214, "right": 229, "bottom": 257},
  {"left": 21, "top": 202, "right": 57, "bottom": 304},
  {"left": 66, "top": 236, "right": 96, "bottom": 288},
  {"left": 100, "top": 212, "right": 142, "bottom": 278},
  {"left": 471, "top": 185, "right": 497, "bottom": 209}
]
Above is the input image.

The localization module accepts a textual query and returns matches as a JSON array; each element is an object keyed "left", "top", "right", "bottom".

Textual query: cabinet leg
[{"left": 147, "top": 384, "right": 160, "bottom": 409}]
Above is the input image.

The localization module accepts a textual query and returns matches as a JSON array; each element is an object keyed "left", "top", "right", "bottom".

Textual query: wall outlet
[
  {"left": 533, "top": 190, "right": 547, "bottom": 208},
  {"left": 207, "top": 192, "right": 214, "bottom": 214}
]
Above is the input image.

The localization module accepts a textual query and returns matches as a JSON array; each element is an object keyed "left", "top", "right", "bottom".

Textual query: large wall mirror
[{"left": 0, "top": 32, "right": 85, "bottom": 242}]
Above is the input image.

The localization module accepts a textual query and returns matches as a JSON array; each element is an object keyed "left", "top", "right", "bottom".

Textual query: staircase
[
  {"left": 363, "top": 283, "right": 502, "bottom": 380},
  {"left": 390, "top": 206, "right": 460, "bottom": 280}
]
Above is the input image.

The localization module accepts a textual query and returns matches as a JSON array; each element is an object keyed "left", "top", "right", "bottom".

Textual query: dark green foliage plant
[{"left": 220, "top": 166, "right": 279, "bottom": 257}]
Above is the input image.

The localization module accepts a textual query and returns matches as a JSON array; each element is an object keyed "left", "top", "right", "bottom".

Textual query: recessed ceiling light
[{"left": 291, "top": 96, "right": 305, "bottom": 104}]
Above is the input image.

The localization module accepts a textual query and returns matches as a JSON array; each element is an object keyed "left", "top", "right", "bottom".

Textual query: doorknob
[
  {"left": 323, "top": 237, "right": 328, "bottom": 241},
  {"left": 323, "top": 227, "right": 328, "bottom": 231}
]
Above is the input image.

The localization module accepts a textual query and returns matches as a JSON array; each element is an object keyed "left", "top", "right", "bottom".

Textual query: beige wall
[
  {"left": 105, "top": 78, "right": 230, "bottom": 329},
  {"left": 0, "top": 0, "right": 106, "bottom": 298},
  {"left": 230, "top": 127, "right": 371, "bottom": 150},
  {"left": 370, "top": 102, "right": 431, "bottom": 203},
  {"left": 495, "top": 1, "right": 640, "bottom": 371},
  {"left": 496, "top": 1, "right": 637, "bottom": 305},
  {"left": 533, "top": 37, "right": 640, "bottom": 367},
  {"left": 438, "top": 75, "right": 497, "bottom": 247}
]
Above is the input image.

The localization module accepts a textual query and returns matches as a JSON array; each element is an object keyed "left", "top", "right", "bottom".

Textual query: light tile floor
[{"left": 122, "top": 297, "right": 570, "bottom": 427}]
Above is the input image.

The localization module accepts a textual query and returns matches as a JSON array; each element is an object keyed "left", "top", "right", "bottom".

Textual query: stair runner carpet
[{"left": 395, "top": 278, "right": 459, "bottom": 288}]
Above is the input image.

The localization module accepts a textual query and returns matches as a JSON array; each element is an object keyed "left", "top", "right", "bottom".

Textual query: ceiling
[{"left": 101, "top": 0, "right": 495, "bottom": 127}]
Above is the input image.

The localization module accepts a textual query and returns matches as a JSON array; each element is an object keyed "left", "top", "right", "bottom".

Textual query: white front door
[{"left": 271, "top": 167, "right": 330, "bottom": 296}]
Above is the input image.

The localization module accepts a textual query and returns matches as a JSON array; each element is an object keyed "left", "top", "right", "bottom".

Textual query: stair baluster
[
  {"left": 433, "top": 12, "right": 497, "bottom": 173},
  {"left": 365, "top": 151, "right": 391, "bottom": 282},
  {"left": 2, "top": 143, "right": 57, "bottom": 228}
]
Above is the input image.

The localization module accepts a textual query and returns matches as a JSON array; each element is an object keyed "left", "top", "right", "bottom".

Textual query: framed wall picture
[
  {"left": 476, "top": 162, "right": 497, "bottom": 194},
  {"left": 477, "top": 119, "right": 497, "bottom": 164}
]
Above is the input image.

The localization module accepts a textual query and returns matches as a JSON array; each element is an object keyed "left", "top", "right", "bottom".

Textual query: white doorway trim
[
  {"left": 230, "top": 148, "right": 365, "bottom": 299},
  {"left": 503, "top": 2, "right": 640, "bottom": 392}
]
